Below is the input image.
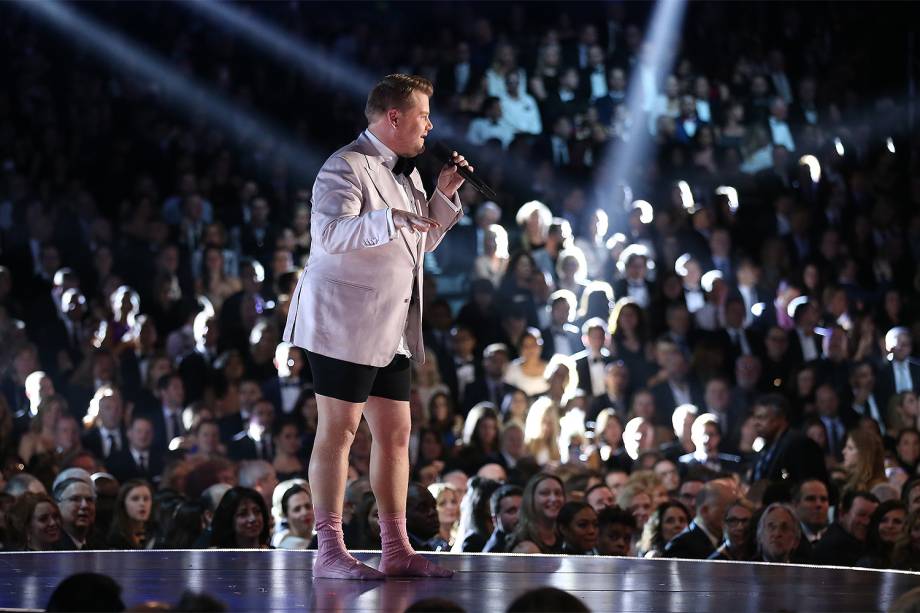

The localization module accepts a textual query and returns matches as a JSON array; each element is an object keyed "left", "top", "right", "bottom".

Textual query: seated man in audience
[
  {"left": 53, "top": 477, "right": 104, "bottom": 550},
  {"left": 664, "top": 479, "right": 735, "bottom": 559},
  {"left": 792, "top": 479, "right": 830, "bottom": 552},
  {"left": 811, "top": 490, "right": 879, "bottom": 566},
  {"left": 405, "top": 482, "right": 442, "bottom": 552},
  {"left": 585, "top": 484, "right": 616, "bottom": 513},
  {"left": 107, "top": 414, "right": 164, "bottom": 486},
  {"left": 678, "top": 414, "right": 745, "bottom": 475},
  {"left": 755, "top": 503, "right": 803, "bottom": 563},
  {"left": 483, "top": 484, "right": 523, "bottom": 553}
]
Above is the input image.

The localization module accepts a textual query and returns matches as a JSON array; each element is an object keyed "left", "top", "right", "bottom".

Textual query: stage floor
[{"left": 2, "top": 549, "right": 919, "bottom": 612}]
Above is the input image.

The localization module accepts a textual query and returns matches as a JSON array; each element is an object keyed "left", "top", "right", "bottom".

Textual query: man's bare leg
[
  {"left": 364, "top": 395, "right": 453, "bottom": 578},
  {"left": 310, "top": 393, "right": 384, "bottom": 580}
]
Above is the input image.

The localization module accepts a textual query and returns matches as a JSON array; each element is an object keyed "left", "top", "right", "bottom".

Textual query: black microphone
[{"left": 430, "top": 141, "right": 497, "bottom": 200}]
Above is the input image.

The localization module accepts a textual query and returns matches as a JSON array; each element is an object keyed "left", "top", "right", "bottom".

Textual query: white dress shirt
[
  {"left": 894, "top": 360, "right": 914, "bottom": 392},
  {"left": 796, "top": 328, "right": 819, "bottom": 362},
  {"left": 100, "top": 426, "right": 122, "bottom": 457},
  {"left": 499, "top": 93, "right": 543, "bottom": 135},
  {"left": 769, "top": 117, "right": 796, "bottom": 152}
]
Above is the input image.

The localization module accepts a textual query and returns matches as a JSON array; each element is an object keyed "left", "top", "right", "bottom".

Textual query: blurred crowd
[{"left": 1, "top": 1, "right": 919, "bottom": 573}]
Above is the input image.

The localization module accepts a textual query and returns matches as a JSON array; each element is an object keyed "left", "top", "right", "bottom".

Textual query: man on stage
[{"left": 284, "top": 74, "right": 469, "bottom": 579}]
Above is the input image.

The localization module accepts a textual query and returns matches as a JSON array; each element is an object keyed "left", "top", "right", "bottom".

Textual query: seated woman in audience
[
  {"left": 504, "top": 328, "right": 550, "bottom": 398},
  {"left": 453, "top": 404, "right": 503, "bottom": 475},
  {"left": 107, "top": 479, "right": 156, "bottom": 549},
  {"left": 7, "top": 492, "right": 62, "bottom": 551},
  {"left": 272, "top": 483, "right": 315, "bottom": 550},
  {"left": 508, "top": 473, "right": 565, "bottom": 554},
  {"left": 709, "top": 498, "right": 755, "bottom": 561},
  {"left": 609, "top": 298, "right": 655, "bottom": 392},
  {"left": 18, "top": 395, "right": 64, "bottom": 469},
  {"left": 272, "top": 418, "right": 306, "bottom": 482},
  {"left": 454, "top": 477, "right": 502, "bottom": 553},
  {"left": 557, "top": 501, "right": 599, "bottom": 555},
  {"left": 415, "top": 427, "right": 447, "bottom": 475},
  {"left": 524, "top": 397, "right": 561, "bottom": 466},
  {"left": 189, "top": 418, "right": 225, "bottom": 461},
  {"left": 472, "top": 224, "right": 510, "bottom": 289},
  {"left": 427, "top": 483, "right": 460, "bottom": 551},
  {"left": 502, "top": 389, "right": 530, "bottom": 424},
  {"left": 616, "top": 482, "right": 653, "bottom": 534},
  {"left": 895, "top": 429, "right": 920, "bottom": 475},
  {"left": 888, "top": 392, "right": 919, "bottom": 440},
  {"left": 210, "top": 486, "right": 271, "bottom": 549},
  {"left": 843, "top": 429, "right": 887, "bottom": 492},
  {"left": 857, "top": 500, "right": 907, "bottom": 568},
  {"left": 587, "top": 409, "right": 632, "bottom": 473},
  {"left": 638, "top": 500, "right": 691, "bottom": 558},
  {"left": 892, "top": 510, "right": 920, "bottom": 571},
  {"left": 428, "top": 391, "right": 462, "bottom": 450}
]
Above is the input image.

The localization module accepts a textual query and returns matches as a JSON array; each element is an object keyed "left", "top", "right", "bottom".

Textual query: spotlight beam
[
  {"left": 182, "top": 0, "right": 377, "bottom": 101},
  {"left": 18, "top": 0, "right": 323, "bottom": 177}
]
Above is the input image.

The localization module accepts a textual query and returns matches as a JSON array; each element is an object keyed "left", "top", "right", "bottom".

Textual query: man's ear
[{"left": 387, "top": 108, "right": 400, "bottom": 127}]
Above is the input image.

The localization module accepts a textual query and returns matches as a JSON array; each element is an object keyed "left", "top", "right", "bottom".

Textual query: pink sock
[
  {"left": 378, "top": 512, "right": 453, "bottom": 578},
  {"left": 313, "top": 510, "right": 385, "bottom": 580}
]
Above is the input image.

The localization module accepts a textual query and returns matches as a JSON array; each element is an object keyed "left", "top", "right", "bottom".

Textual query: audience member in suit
[
  {"left": 786, "top": 298, "right": 824, "bottom": 367},
  {"left": 462, "top": 343, "right": 518, "bottom": 417},
  {"left": 107, "top": 414, "right": 164, "bottom": 486},
  {"left": 811, "top": 490, "right": 879, "bottom": 566},
  {"left": 705, "top": 375, "right": 747, "bottom": 455},
  {"left": 750, "top": 394, "right": 828, "bottom": 487},
  {"left": 573, "top": 317, "right": 614, "bottom": 401},
  {"left": 261, "top": 342, "right": 307, "bottom": 417},
  {"left": 117, "top": 315, "right": 159, "bottom": 405},
  {"left": 678, "top": 414, "right": 745, "bottom": 475},
  {"left": 178, "top": 311, "right": 221, "bottom": 405},
  {"left": 588, "top": 361, "right": 630, "bottom": 424},
  {"left": 228, "top": 398, "right": 276, "bottom": 462},
  {"left": 649, "top": 338, "right": 705, "bottom": 429},
  {"left": 218, "top": 378, "right": 263, "bottom": 443},
  {"left": 875, "top": 327, "right": 920, "bottom": 411},
  {"left": 848, "top": 361, "right": 887, "bottom": 437},
  {"left": 814, "top": 384, "right": 858, "bottom": 462},
  {"left": 219, "top": 259, "right": 266, "bottom": 354},
  {"left": 540, "top": 291, "right": 582, "bottom": 360},
  {"left": 37, "top": 287, "right": 90, "bottom": 379},
  {"left": 664, "top": 479, "right": 735, "bottom": 559},
  {"left": 814, "top": 325, "right": 852, "bottom": 398},
  {"left": 713, "top": 296, "right": 763, "bottom": 380},
  {"left": 482, "top": 484, "right": 523, "bottom": 553},
  {"left": 139, "top": 373, "right": 186, "bottom": 454},
  {"left": 81, "top": 386, "right": 127, "bottom": 462},
  {"left": 660, "top": 403, "right": 699, "bottom": 463},
  {"left": 612, "top": 245, "right": 655, "bottom": 310},
  {"left": 446, "top": 326, "right": 480, "bottom": 406},
  {"left": 760, "top": 326, "right": 794, "bottom": 393},
  {"left": 238, "top": 197, "right": 278, "bottom": 270},
  {"left": 52, "top": 477, "right": 106, "bottom": 551}
]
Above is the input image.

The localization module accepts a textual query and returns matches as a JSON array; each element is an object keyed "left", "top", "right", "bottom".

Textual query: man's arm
[{"left": 311, "top": 155, "right": 392, "bottom": 255}]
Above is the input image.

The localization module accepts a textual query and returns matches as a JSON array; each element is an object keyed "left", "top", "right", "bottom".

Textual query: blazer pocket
[{"left": 314, "top": 277, "right": 378, "bottom": 341}]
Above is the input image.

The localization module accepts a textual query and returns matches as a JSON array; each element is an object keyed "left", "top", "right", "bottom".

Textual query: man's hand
[
  {"left": 392, "top": 209, "right": 440, "bottom": 233},
  {"left": 436, "top": 151, "right": 473, "bottom": 199}
]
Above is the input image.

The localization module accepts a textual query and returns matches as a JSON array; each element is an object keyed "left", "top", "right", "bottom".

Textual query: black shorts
[{"left": 305, "top": 350, "right": 412, "bottom": 403}]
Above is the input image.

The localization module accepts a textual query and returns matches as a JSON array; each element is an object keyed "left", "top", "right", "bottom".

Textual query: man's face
[
  {"left": 99, "top": 395, "right": 123, "bottom": 430},
  {"left": 551, "top": 300, "right": 570, "bottom": 325},
  {"left": 724, "top": 505, "right": 752, "bottom": 546},
  {"left": 586, "top": 486, "right": 615, "bottom": 512},
  {"left": 406, "top": 486, "right": 440, "bottom": 539},
  {"left": 841, "top": 497, "right": 879, "bottom": 541},
  {"left": 496, "top": 495, "right": 522, "bottom": 533},
  {"left": 598, "top": 523, "right": 632, "bottom": 556},
  {"left": 253, "top": 401, "right": 275, "bottom": 429},
  {"left": 795, "top": 481, "right": 829, "bottom": 529},
  {"left": 59, "top": 482, "right": 96, "bottom": 532},
  {"left": 852, "top": 364, "right": 875, "bottom": 390},
  {"left": 678, "top": 481, "right": 703, "bottom": 515},
  {"left": 393, "top": 91, "right": 432, "bottom": 157},
  {"left": 164, "top": 377, "right": 185, "bottom": 408},
  {"left": 815, "top": 386, "right": 838, "bottom": 417},
  {"left": 894, "top": 333, "right": 913, "bottom": 362},
  {"left": 752, "top": 405, "right": 783, "bottom": 440},
  {"left": 484, "top": 351, "right": 508, "bottom": 378},
  {"left": 585, "top": 328, "right": 606, "bottom": 353},
  {"left": 502, "top": 427, "right": 524, "bottom": 458},
  {"left": 605, "top": 471, "right": 628, "bottom": 498},
  {"left": 239, "top": 381, "right": 262, "bottom": 409},
  {"left": 760, "top": 508, "right": 799, "bottom": 560},
  {"left": 705, "top": 380, "right": 730, "bottom": 411},
  {"left": 128, "top": 419, "right": 154, "bottom": 451}
]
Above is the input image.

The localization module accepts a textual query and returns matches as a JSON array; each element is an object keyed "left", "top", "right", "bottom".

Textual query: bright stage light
[
  {"left": 677, "top": 180, "right": 694, "bottom": 212},
  {"left": 887, "top": 137, "right": 896, "bottom": 153},
  {"left": 834, "top": 137, "right": 845, "bottom": 156},
  {"left": 798, "top": 155, "right": 821, "bottom": 183},
  {"left": 631, "top": 200, "right": 654, "bottom": 224},
  {"left": 715, "top": 186, "right": 739, "bottom": 214}
]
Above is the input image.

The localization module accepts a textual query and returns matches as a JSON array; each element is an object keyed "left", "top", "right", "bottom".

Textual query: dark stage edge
[{"left": 2, "top": 549, "right": 920, "bottom": 612}]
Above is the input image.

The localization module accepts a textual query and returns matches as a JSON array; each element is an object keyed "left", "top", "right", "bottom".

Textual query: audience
[{"left": 0, "top": 0, "right": 916, "bottom": 589}]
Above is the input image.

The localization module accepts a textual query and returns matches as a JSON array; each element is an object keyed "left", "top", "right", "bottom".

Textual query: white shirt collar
[{"left": 364, "top": 129, "right": 399, "bottom": 171}]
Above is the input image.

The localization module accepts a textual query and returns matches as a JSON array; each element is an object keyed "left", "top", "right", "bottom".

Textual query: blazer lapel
[{"left": 358, "top": 139, "right": 419, "bottom": 265}]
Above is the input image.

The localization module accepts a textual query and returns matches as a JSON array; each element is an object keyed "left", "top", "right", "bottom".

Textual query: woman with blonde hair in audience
[
  {"left": 504, "top": 328, "right": 550, "bottom": 398},
  {"left": 428, "top": 483, "right": 460, "bottom": 551},
  {"left": 515, "top": 200, "right": 552, "bottom": 251},
  {"left": 616, "top": 482, "right": 654, "bottom": 533},
  {"left": 472, "top": 223, "right": 510, "bottom": 288},
  {"left": 888, "top": 391, "right": 919, "bottom": 439},
  {"left": 524, "top": 396, "right": 561, "bottom": 466},
  {"left": 18, "top": 395, "right": 65, "bottom": 468},
  {"left": 628, "top": 470, "right": 669, "bottom": 509},
  {"left": 843, "top": 429, "right": 887, "bottom": 492},
  {"left": 508, "top": 473, "right": 565, "bottom": 554}
]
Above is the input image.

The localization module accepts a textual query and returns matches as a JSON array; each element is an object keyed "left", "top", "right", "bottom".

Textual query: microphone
[{"left": 430, "top": 141, "right": 497, "bottom": 200}]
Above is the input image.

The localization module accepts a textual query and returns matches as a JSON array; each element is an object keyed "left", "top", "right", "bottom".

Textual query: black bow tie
[{"left": 392, "top": 156, "right": 416, "bottom": 177}]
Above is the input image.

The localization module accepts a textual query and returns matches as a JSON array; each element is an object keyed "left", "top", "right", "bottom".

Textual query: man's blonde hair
[{"left": 365, "top": 74, "right": 434, "bottom": 121}]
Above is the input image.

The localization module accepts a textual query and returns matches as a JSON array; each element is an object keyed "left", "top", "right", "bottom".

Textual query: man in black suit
[
  {"left": 875, "top": 327, "right": 920, "bottom": 410},
  {"left": 588, "top": 361, "right": 630, "bottom": 423},
  {"left": 219, "top": 259, "right": 267, "bottom": 353},
  {"left": 848, "top": 361, "right": 887, "bottom": 436},
  {"left": 540, "top": 291, "right": 582, "bottom": 360},
  {"left": 712, "top": 296, "right": 762, "bottom": 380},
  {"left": 815, "top": 384, "right": 858, "bottom": 461},
  {"left": 814, "top": 325, "right": 852, "bottom": 398},
  {"left": 612, "top": 245, "right": 654, "bottom": 309},
  {"left": 52, "top": 477, "right": 106, "bottom": 551},
  {"left": 107, "top": 414, "right": 164, "bottom": 486},
  {"left": 664, "top": 479, "right": 735, "bottom": 559},
  {"left": 811, "top": 490, "right": 879, "bottom": 566},
  {"left": 238, "top": 197, "right": 278, "bottom": 270},
  {"left": 81, "top": 386, "right": 126, "bottom": 462},
  {"left": 138, "top": 372, "right": 186, "bottom": 454},
  {"left": 678, "top": 415, "right": 745, "bottom": 475},
  {"left": 573, "top": 317, "right": 613, "bottom": 400},
  {"left": 178, "top": 311, "right": 221, "bottom": 405},
  {"left": 787, "top": 298, "right": 823, "bottom": 367},
  {"left": 261, "top": 342, "right": 307, "bottom": 416},
  {"left": 708, "top": 375, "right": 748, "bottom": 455},
  {"left": 649, "top": 338, "right": 705, "bottom": 429},
  {"left": 750, "top": 394, "right": 828, "bottom": 487},
  {"left": 463, "top": 343, "right": 518, "bottom": 417},
  {"left": 228, "top": 398, "right": 276, "bottom": 462}
]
